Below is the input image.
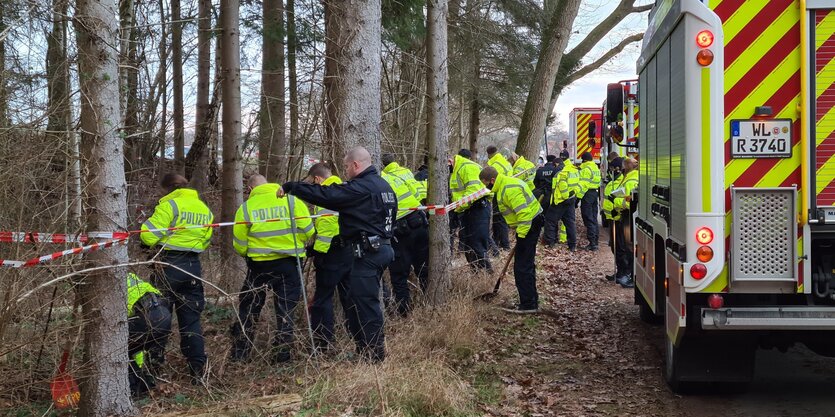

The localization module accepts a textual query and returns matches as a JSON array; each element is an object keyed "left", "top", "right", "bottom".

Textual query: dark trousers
[
  {"left": 581, "top": 190, "right": 599, "bottom": 247},
  {"left": 349, "top": 244, "right": 395, "bottom": 362},
  {"left": 491, "top": 197, "right": 510, "bottom": 250},
  {"left": 128, "top": 303, "right": 172, "bottom": 394},
  {"left": 615, "top": 217, "right": 633, "bottom": 278},
  {"left": 544, "top": 198, "right": 577, "bottom": 248},
  {"left": 310, "top": 243, "right": 354, "bottom": 349},
  {"left": 390, "top": 216, "right": 429, "bottom": 316},
  {"left": 539, "top": 193, "right": 555, "bottom": 243},
  {"left": 514, "top": 214, "right": 544, "bottom": 309},
  {"left": 152, "top": 252, "right": 206, "bottom": 376},
  {"left": 460, "top": 199, "right": 492, "bottom": 271},
  {"left": 232, "top": 257, "right": 301, "bottom": 357}
]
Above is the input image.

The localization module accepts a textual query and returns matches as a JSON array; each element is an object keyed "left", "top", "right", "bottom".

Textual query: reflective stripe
[
  {"left": 316, "top": 235, "right": 333, "bottom": 244},
  {"left": 143, "top": 221, "right": 166, "bottom": 238},
  {"left": 249, "top": 229, "right": 294, "bottom": 238},
  {"left": 501, "top": 208, "right": 513, "bottom": 216},
  {"left": 233, "top": 236, "right": 248, "bottom": 247},
  {"left": 397, "top": 191, "right": 413, "bottom": 201},
  {"left": 163, "top": 244, "right": 203, "bottom": 253},
  {"left": 167, "top": 200, "right": 179, "bottom": 228},
  {"left": 316, "top": 208, "right": 337, "bottom": 215},
  {"left": 512, "top": 201, "right": 530, "bottom": 213},
  {"left": 299, "top": 222, "right": 314, "bottom": 234},
  {"left": 247, "top": 247, "right": 302, "bottom": 255},
  {"left": 242, "top": 202, "right": 251, "bottom": 223}
]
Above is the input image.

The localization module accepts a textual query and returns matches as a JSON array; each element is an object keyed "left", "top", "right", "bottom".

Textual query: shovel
[
  {"left": 51, "top": 344, "right": 80, "bottom": 410},
  {"left": 475, "top": 244, "right": 517, "bottom": 301}
]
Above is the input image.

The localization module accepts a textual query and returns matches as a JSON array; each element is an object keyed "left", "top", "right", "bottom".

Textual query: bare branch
[
  {"left": 562, "top": 33, "right": 644, "bottom": 87},
  {"left": 633, "top": 4, "right": 653, "bottom": 13}
]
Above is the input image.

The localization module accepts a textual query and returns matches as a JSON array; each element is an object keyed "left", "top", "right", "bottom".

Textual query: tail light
[
  {"left": 690, "top": 263, "right": 707, "bottom": 280},
  {"left": 696, "top": 246, "right": 714, "bottom": 262},
  {"left": 696, "top": 227, "right": 714, "bottom": 244},
  {"left": 696, "top": 30, "right": 714, "bottom": 47},
  {"left": 708, "top": 294, "right": 724, "bottom": 309},
  {"left": 697, "top": 49, "right": 714, "bottom": 66}
]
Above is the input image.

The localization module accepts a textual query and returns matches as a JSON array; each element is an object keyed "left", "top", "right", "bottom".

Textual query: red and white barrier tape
[{"left": 0, "top": 231, "right": 130, "bottom": 244}]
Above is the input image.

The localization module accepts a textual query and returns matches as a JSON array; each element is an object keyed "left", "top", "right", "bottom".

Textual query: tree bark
[
  {"left": 286, "top": 0, "right": 299, "bottom": 179},
  {"left": 46, "top": 0, "right": 70, "bottom": 158},
  {"left": 119, "top": 0, "right": 140, "bottom": 166},
  {"left": 514, "top": 0, "right": 582, "bottom": 161},
  {"left": 73, "top": 0, "right": 134, "bottom": 413},
  {"left": 190, "top": 0, "right": 213, "bottom": 190},
  {"left": 172, "top": 0, "right": 185, "bottom": 173},
  {"left": 0, "top": 2, "right": 8, "bottom": 127},
  {"left": 467, "top": 59, "right": 479, "bottom": 155},
  {"left": 258, "top": 0, "right": 286, "bottom": 181},
  {"left": 426, "top": 0, "right": 451, "bottom": 305},
  {"left": 323, "top": 0, "right": 383, "bottom": 165},
  {"left": 220, "top": 0, "right": 243, "bottom": 263}
]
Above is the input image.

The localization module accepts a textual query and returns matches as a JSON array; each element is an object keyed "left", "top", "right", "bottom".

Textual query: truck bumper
[{"left": 701, "top": 307, "right": 835, "bottom": 330}]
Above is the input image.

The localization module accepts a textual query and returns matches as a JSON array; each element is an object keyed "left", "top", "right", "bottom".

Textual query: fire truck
[
  {"left": 601, "top": 81, "right": 640, "bottom": 168},
  {"left": 566, "top": 108, "right": 603, "bottom": 162},
  {"left": 632, "top": 0, "right": 835, "bottom": 391}
]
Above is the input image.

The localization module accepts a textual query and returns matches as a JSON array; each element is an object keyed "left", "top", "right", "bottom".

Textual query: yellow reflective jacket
[
  {"left": 141, "top": 188, "right": 213, "bottom": 252},
  {"left": 312, "top": 176, "right": 342, "bottom": 254},
  {"left": 613, "top": 169, "right": 639, "bottom": 211},
  {"left": 552, "top": 162, "right": 580, "bottom": 204},
  {"left": 127, "top": 272, "right": 161, "bottom": 317},
  {"left": 602, "top": 173, "right": 622, "bottom": 221},
  {"left": 233, "top": 183, "right": 314, "bottom": 261},
  {"left": 449, "top": 154, "right": 484, "bottom": 212},
  {"left": 382, "top": 171, "right": 422, "bottom": 218},
  {"left": 512, "top": 156, "right": 536, "bottom": 191},
  {"left": 578, "top": 161, "right": 602, "bottom": 198},
  {"left": 487, "top": 153, "right": 513, "bottom": 176},
  {"left": 493, "top": 174, "right": 542, "bottom": 238},
  {"left": 383, "top": 162, "right": 424, "bottom": 202}
]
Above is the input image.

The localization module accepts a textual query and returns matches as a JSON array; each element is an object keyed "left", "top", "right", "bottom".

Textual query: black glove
[
  {"left": 607, "top": 195, "right": 616, "bottom": 203},
  {"left": 305, "top": 245, "right": 317, "bottom": 259}
]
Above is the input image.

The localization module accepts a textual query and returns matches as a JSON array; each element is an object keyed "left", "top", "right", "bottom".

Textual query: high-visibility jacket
[
  {"left": 512, "top": 156, "right": 536, "bottom": 190},
  {"left": 449, "top": 154, "right": 484, "bottom": 212},
  {"left": 578, "top": 161, "right": 602, "bottom": 198},
  {"left": 493, "top": 174, "right": 542, "bottom": 238},
  {"left": 141, "top": 188, "right": 213, "bottom": 252},
  {"left": 382, "top": 171, "right": 422, "bottom": 218},
  {"left": 383, "top": 162, "right": 425, "bottom": 202},
  {"left": 488, "top": 153, "right": 513, "bottom": 176},
  {"left": 602, "top": 173, "right": 622, "bottom": 221},
  {"left": 551, "top": 161, "right": 580, "bottom": 204},
  {"left": 233, "top": 183, "right": 314, "bottom": 261},
  {"left": 312, "top": 175, "right": 342, "bottom": 254},
  {"left": 127, "top": 272, "right": 162, "bottom": 317},
  {"left": 612, "top": 169, "right": 639, "bottom": 211}
]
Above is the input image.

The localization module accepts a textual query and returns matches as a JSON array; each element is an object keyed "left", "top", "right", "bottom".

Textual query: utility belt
[
  {"left": 349, "top": 233, "right": 391, "bottom": 259},
  {"left": 132, "top": 293, "right": 169, "bottom": 317},
  {"left": 394, "top": 211, "right": 428, "bottom": 235},
  {"left": 161, "top": 249, "right": 200, "bottom": 259}
]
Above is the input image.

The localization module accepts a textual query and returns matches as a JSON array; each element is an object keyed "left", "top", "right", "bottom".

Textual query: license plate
[
  {"left": 730, "top": 119, "right": 792, "bottom": 158},
  {"left": 824, "top": 208, "right": 835, "bottom": 223}
]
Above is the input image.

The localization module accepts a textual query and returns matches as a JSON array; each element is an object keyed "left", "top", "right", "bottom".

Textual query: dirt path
[{"left": 473, "top": 234, "right": 835, "bottom": 416}]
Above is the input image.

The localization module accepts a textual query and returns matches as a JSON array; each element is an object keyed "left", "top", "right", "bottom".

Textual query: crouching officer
[
  {"left": 127, "top": 272, "right": 172, "bottom": 397},
  {"left": 230, "top": 174, "right": 314, "bottom": 363},
  {"left": 382, "top": 168, "right": 429, "bottom": 317},
  {"left": 305, "top": 163, "right": 355, "bottom": 353},
  {"left": 479, "top": 166, "right": 544, "bottom": 313},
  {"left": 278, "top": 147, "right": 396, "bottom": 362},
  {"left": 140, "top": 173, "right": 212, "bottom": 383}
]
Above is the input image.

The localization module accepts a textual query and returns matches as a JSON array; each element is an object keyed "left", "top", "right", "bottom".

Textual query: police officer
[
  {"left": 141, "top": 173, "right": 212, "bottom": 383},
  {"left": 381, "top": 164, "right": 429, "bottom": 316},
  {"left": 534, "top": 155, "right": 558, "bottom": 237},
  {"left": 450, "top": 149, "right": 491, "bottom": 272},
  {"left": 415, "top": 156, "right": 429, "bottom": 182},
  {"left": 305, "top": 163, "right": 355, "bottom": 353},
  {"left": 602, "top": 157, "right": 623, "bottom": 282},
  {"left": 609, "top": 157, "right": 639, "bottom": 288},
  {"left": 278, "top": 147, "right": 396, "bottom": 362},
  {"left": 479, "top": 166, "right": 544, "bottom": 313},
  {"left": 578, "top": 152, "right": 602, "bottom": 251},
  {"left": 127, "top": 272, "right": 171, "bottom": 397},
  {"left": 486, "top": 146, "right": 512, "bottom": 251},
  {"left": 509, "top": 152, "right": 536, "bottom": 190},
  {"left": 382, "top": 153, "right": 426, "bottom": 205},
  {"left": 544, "top": 152, "right": 579, "bottom": 251},
  {"left": 230, "top": 175, "right": 314, "bottom": 363}
]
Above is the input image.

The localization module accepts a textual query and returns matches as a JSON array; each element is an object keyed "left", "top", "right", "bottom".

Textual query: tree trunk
[
  {"left": 46, "top": 0, "right": 70, "bottom": 159},
  {"left": 220, "top": 0, "right": 243, "bottom": 263},
  {"left": 323, "top": 0, "right": 383, "bottom": 165},
  {"left": 172, "top": 0, "right": 185, "bottom": 173},
  {"left": 119, "top": 0, "right": 140, "bottom": 166},
  {"left": 286, "top": 0, "right": 299, "bottom": 179},
  {"left": 514, "top": 0, "right": 582, "bottom": 161},
  {"left": 0, "top": 2, "right": 8, "bottom": 127},
  {"left": 467, "top": 59, "right": 479, "bottom": 155},
  {"left": 73, "top": 0, "right": 133, "bottom": 413},
  {"left": 258, "top": 0, "right": 286, "bottom": 181},
  {"left": 426, "top": 0, "right": 451, "bottom": 306},
  {"left": 190, "top": 0, "right": 213, "bottom": 190}
]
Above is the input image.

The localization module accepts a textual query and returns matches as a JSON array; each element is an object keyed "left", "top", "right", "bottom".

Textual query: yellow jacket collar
[
  {"left": 322, "top": 175, "right": 342, "bottom": 186},
  {"left": 160, "top": 188, "right": 198, "bottom": 203},
  {"left": 383, "top": 162, "right": 401, "bottom": 173},
  {"left": 250, "top": 183, "right": 280, "bottom": 197}
]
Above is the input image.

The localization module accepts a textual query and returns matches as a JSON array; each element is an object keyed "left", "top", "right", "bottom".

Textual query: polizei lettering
[
  {"left": 250, "top": 206, "right": 290, "bottom": 221},
  {"left": 180, "top": 211, "right": 212, "bottom": 225},
  {"left": 381, "top": 192, "right": 396, "bottom": 204}
]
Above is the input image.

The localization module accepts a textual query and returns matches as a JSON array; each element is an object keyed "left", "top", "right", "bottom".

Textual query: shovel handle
[{"left": 493, "top": 245, "right": 517, "bottom": 292}]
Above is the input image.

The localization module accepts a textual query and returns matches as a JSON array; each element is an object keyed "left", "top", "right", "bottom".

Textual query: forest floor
[{"left": 6, "top": 222, "right": 835, "bottom": 416}]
